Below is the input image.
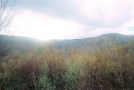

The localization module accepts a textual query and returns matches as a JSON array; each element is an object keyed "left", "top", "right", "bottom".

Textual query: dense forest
[{"left": 0, "top": 33, "right": 134, "bottom": 90}]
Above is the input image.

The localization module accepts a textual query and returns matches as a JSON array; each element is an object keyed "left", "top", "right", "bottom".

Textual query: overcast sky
[{"left": 10, "top": 0, "right": 134, "bottom": 40}]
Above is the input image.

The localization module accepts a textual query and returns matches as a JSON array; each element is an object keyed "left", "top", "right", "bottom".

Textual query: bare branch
[
  {"left": 0, "top": 0, "right": 17, "bottom": 58},
  {"left": 0, "top": 0, "right": 16, "bottom": 34}
]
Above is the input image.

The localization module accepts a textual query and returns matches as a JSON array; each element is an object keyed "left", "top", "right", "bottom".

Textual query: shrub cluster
[{"left": 0, "top": 45, "right": 134, "bottom": 90}]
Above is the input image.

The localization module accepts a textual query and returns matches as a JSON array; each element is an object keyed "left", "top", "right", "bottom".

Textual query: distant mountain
[
  {"left": 0, "top": 33, "right": 134, "bottom": 55},
  {"left": 47, "top": 33, "right": 134, "bottom": 52},
  {"left": 0, "top": 35, "right": 44, "bottom": 55}
]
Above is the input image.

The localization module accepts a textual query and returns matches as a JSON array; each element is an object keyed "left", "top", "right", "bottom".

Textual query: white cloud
[
  {"left": 11, "top": 0, "right": 134, "bottom": 40},
  {"left": 70, "top": 0, "right": 134, "bottom": 28}
]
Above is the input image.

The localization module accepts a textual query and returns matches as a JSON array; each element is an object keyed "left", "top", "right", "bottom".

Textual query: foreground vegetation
[{"left": 0, "top": 39, "right": 134, "bottom": 90}]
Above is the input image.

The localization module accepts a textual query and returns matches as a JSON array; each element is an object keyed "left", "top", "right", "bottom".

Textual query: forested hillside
[
  {"left": 50, "top": 33, "right": 134, "bottom": 53},
  {"left": 0, "top": 33, "right": 134, "bottom": 90},
  {"left": 0, "top": 33, "right": 134, "bottom": 54}
]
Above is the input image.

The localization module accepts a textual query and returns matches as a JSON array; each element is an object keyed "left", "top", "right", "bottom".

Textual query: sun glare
[{"left": 12, "top": 10, "right": 86, "bottom": 40}]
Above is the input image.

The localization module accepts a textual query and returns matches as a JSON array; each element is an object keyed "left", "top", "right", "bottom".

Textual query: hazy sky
[{"left": 11, "top": 0, "right": 134, "bottom": 40}]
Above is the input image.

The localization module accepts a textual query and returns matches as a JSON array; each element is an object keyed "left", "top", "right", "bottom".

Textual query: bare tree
[
  {"left": 0, "top": 0, "right": 16, "bottom": 57},
  {"left": 0, "top": 0, "right": 16, "bottom": 33}
]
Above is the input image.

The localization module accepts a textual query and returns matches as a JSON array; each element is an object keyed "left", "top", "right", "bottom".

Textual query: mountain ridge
[{"left": 0, "top": 33, "right": 134, "bottom": 54}]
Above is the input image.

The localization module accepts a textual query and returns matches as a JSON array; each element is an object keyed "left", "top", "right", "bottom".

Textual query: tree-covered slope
[
  {"left": 48, "top": 33, "right": 134, "bottom": 52},
  {"left": 0, "top": 33, "right": 134, "bottom": 55},
  {"left": 0, "top": 33, "right": 134, "bottom": 89}
]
